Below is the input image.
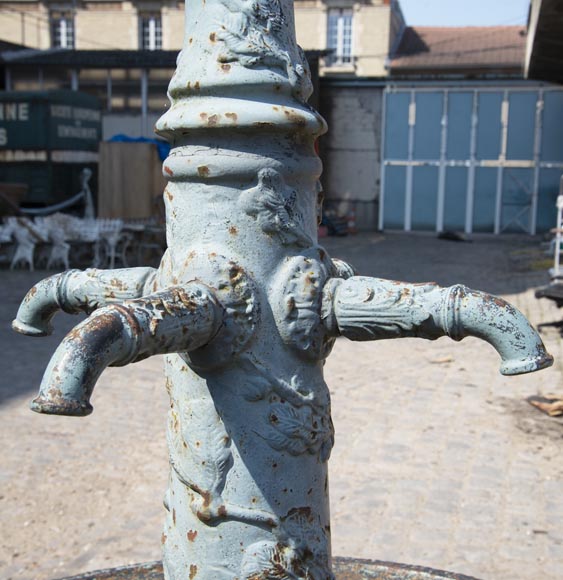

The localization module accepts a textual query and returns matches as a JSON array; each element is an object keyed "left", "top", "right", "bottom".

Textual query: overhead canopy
[
  {"left": 0, "top": 48, "right": 327, "bottom": 70},
  {"left": 0, "top": 49, "right": 179, "bottom": 69},
  {"left": 526, "top": 0, "right": 563, "bottom": 83}
]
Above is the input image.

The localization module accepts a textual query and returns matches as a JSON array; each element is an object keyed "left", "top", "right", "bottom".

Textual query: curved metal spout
[
  {"left": 322, "top": 277, "right": 553, "bottom": 376},
  {"left": 12, "top": 267, "right": 157, "bottom": 337},
  {"left": 31, "top": 283, "right": 222, "bottom": 416}
]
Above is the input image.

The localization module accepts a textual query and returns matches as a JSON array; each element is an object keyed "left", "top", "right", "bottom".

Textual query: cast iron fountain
[{"left": 13, "top": 1, "right": 553, "bottom": 579}]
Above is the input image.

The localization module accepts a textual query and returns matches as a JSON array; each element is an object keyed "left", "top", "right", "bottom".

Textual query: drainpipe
[{"left": 14, "top": 2, "right": 553, "bottom": 579}]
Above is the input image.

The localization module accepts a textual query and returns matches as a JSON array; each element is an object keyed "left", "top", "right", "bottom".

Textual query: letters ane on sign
[{"left": 0, "top": 103, "right": 29, "bottom": 122}]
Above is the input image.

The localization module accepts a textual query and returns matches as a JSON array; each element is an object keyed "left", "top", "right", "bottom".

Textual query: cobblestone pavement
[{"left": 1, "top": 233, "right": 562, "bottom": 580}]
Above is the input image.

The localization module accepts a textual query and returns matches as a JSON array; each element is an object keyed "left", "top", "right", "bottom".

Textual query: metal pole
[
  {"left": 70, "top": 69, "right": 79, "bottom": 91},
  {"left": 530, "top": 89, "right": 544, "bottom": 235},
  {"left": 378, "top": 87, "right": 388, "bottom": 231},
  {"left": 141, "top": 68, "right": 148, "bottom": 137},
  {"left": 436, "top": 89, "right": 448, "bottom": 233},
  {"left": 106, "top": 69, "right": 112, "bottom": 112},
  {"left": 405, "top": 90, "right": 415, "bottom": 231},
  {"left": 465, "top": 90, "right": 478, "bottom": 234},
  {"left": 5, "top": 67, "right": 12, "bottom": 91},
  {"left": 494, "top": 91, "right": 509, "bottom": 235}
]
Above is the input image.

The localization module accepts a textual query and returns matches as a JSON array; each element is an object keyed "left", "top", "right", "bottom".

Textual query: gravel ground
[{"left": 1, "top": 232, "right": 562, "bottom": 580}]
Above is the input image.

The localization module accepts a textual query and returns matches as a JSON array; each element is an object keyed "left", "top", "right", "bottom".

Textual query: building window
[
  {"left": 327, "top": 8, "right": 353, "bottom": 66},
  {"left": 140, "top": 13, "right": 162, "bottom": 50},
  {"left": 51, "top": 12, "right": 75, "bottom": 49}
]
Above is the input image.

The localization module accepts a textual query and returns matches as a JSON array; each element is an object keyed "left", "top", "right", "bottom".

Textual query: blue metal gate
[{"left": 380, "top": 85, "right": 563, "bottom": 234}]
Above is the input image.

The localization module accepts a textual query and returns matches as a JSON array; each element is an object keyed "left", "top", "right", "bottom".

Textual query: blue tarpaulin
[{"left": 108, "top": 134, "right": 170, "bottom": 162}]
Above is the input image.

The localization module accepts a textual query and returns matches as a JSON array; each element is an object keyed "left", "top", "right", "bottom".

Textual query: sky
[{"left": 399, "top": 0, "right": 531, "bottom": 27}]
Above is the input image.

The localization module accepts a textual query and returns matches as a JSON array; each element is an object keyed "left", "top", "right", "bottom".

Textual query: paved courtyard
[{"left": 1, "top": 232, "right": 562, "bottom": 580}]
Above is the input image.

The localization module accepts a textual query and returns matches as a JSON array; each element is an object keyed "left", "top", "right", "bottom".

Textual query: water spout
[
  {"left": 12, "top": 267, "right": 157, "bottom": 337},
  {"left": 322, "top": 277, "right": 553, "bottom": 376},
  {"left": 31, "top": 284, "right": 222, "bottom": 416}
]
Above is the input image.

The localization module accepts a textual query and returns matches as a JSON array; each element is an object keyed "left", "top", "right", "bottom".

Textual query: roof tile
[{"left": 391, "top": 26, "right": 526, "bottom": 73}]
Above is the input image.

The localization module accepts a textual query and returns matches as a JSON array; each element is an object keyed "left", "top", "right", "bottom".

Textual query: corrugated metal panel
[
  {"left": 541, "top": 92, "right": 563, "bottom": 161},
  {"left": 380, "top": 85, "right": 563, "bottom": 234},
  {"left": 444, "top": 167, "right": 468, "bottom": 230},
  {"left": 383, "top": 165, "right": 407, "bottom": 229},
  {"left": 447, "top": 93, "right": 472, "bottom": 160},
  {"left": 384, "top": 92, "right": 410, "bottom": 159},
  {"left": 412, "top": 166, "right": 438, "bottom": 230},
  {"left": 473, "top": 167, "right": 498, "bottom": 232},
  {"left": 537, "top": 168, "right": 561, "bottom": 232},
  {"left": 413, "top": 92, "right": 442, "bottom": 159},
  {"left": 502, "top": 168, "right": 534, "bottom": 232},
  {"left": 506, "top": 92, "right": 538, "bottom": 160},
  {"left": 476, "top": 93, "right": 503, "bottom": 160}
]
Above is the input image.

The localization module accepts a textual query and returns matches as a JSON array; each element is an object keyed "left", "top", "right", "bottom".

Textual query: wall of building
[
  {"left": 0, "top": 1, "right": 394, "bottom": 77},
  {"left": 319, "top": 83, "right": 383, "bottom": 230},
  {"left": 0, "top": 2, "right": 50, "bottom": 49},
  {"left": 295, "top": 0, "right": 393, "bottom": 78},
  {"left": 162, "top": 3, "right": 185, "bottom": 50},
  {"left": 0, "top": 0, "right": 186, "bottom": 50},
  {"left": 294, "top": 1, "right": 327, "bottom": 51},
  {"left": 0, "top": 1, "right": 392, "bottom": 232},
  {"left": 76, "top": 2, "right": 137, "bottom": 50},
  {"left": 352, "top": 3, "right": 393, "bottom": 77}
]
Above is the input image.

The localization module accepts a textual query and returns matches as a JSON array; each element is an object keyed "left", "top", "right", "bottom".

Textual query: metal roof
[
  {"left": 0, "top": 48, "right": 327, "bottom": 69},
  {"left": 0, "top": 49, "right": 179, "bottom": 68}
]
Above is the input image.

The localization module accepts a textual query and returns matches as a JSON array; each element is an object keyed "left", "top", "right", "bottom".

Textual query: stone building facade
[
  {"left": 0, "top": 0, "right": 404, "bottom": 76},
  {"left": 295, "top": 0, "right": 404, "bottom": 77},
  {"left": 0, "top": 1, "right": 185, "bottom": 51},
  {"left": 0, "top": 1, "right": 405, "bottom": 229}
]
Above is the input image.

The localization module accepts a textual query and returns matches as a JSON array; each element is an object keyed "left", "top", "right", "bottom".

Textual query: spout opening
[
  {"left": 12, "top": 318, "right": 53, "bottom": 337},
  {"left": 30, "top": 395, "right": 93, "bottom": 417},
  {"left": 500, "top": 352, "right": 554, "bottom": 376}
]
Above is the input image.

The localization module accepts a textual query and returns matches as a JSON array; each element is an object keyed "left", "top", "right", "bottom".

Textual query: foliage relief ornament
[
  {"left": 221, "top": 356, "right": 334, "bottom": 461},
  {"left": 217, "top": 0, "right": 311, "bottom": 100},
  {"left": 240, "top": 168, "right": 314, "bottom": 248},
  {"left": 167, "top": 395, "right": 279, "bottom": 529},
  {"left": 242, "top": 507, "right": 333, "bottom": 580}
]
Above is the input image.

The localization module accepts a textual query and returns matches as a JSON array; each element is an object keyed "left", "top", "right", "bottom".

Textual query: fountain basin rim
[{"left": 54, "top": 557, "right": 481, "bottom": 580}]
